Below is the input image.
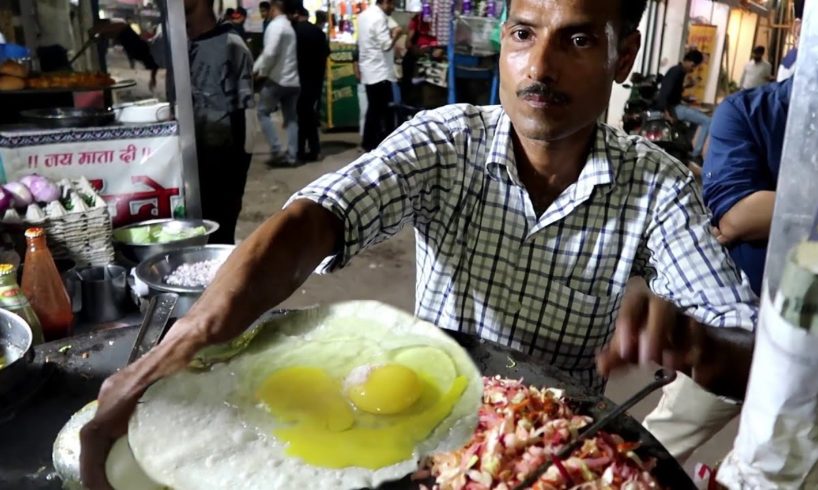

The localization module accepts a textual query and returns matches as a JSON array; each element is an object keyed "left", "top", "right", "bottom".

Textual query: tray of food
[
  {"left": 0, "top": 302, "right": 694, "bottom": 489},
  {"left": 0, "top": 60, "right": 135, "bottom": 94}
]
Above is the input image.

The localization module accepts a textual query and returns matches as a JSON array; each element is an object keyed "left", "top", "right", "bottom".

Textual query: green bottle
[{"left": 0, "top": 263, "right": 45, "bottom": 345}]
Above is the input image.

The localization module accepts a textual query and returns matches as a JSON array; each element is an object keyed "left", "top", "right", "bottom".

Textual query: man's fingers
[
  {"left": 79, "top": 420, "right": 115, "bottom": 490},
  {"left": 640, "top": 295, "right": 676, "bottom": 365},
  {"left": 615, "top": 279, "right": 648, "bottom": 361}
]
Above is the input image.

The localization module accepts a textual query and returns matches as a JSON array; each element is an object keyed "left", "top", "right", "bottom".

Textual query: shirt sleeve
[
  {"left": 701, "top": 98, "right": 768, "bottom": 223},
  {"left": 284, "top": 111, "right": 457, "bottom": 272},
  {"left": 254, "top": 21, "right": 282, "bottom": 75},
  {"left": 639, "top": 159, "right": 758, "bottom": 330},
  {"left": 374, "top": 15, "right": 394, "bottom": 51},
  {"left": 229, "top": 40, "right": 255, "bottom": 109}
]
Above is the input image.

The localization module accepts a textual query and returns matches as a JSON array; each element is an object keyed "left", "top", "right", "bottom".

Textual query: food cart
[{"left": 0, "top": 0, "right": 201, "bottom": 225}]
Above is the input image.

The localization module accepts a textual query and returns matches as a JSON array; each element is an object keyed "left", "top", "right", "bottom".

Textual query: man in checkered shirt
[{"left": 81, "top": 0, "right": 759, "bottom": 484}]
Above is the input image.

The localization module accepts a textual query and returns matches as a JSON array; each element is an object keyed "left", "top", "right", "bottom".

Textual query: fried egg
[{"left": 128, "top": 301, "right": 482, "bottom": 490}]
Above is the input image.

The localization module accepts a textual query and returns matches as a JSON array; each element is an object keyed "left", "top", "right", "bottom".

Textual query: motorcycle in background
[{"left": 621, "top": 72, "right": 694, "bottom": 164}]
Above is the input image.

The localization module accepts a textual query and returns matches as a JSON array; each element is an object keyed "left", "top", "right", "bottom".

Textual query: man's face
[
  {"left": 260, "top": 7, "right": 270, "bottom": 19},
  {"left": 499, "top": 0, "right": 639, "bottom": 142},
  {"left": 682, "top": 60, "right": 697, "bottom": 73},
  {"left": 381, "top": 0, "right": 396, "bottom": 16},
  {"left": 752, "top": 51, "right": 763, "bottom": 62}
]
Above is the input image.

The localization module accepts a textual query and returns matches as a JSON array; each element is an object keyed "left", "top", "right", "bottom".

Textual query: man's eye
[
  {"left": 571, "top": 34, "right": 593, "bottom": 48},
  {"left": 511, "top": 29, "right": 533, "bottom": 42}
]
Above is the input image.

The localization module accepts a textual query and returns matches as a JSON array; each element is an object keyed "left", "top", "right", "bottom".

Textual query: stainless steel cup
[{"left": 68, "top": 265, "right": 129, "bottom": 323}]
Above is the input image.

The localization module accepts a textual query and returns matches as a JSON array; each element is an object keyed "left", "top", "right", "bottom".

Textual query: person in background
[
  {"left": 259, "top": 1, "right": 272, "bottom": 31},
  {"left": 701, "top": 1, "right": 804, "bottom": 298},
  {"left": 740, "top": 46, "right": 773, "bottom": 90},
  {"left": 292, "top": 6, "right": 330, "bottom": 162},
  {"left": 653, "top": 49, "right": 710, "bottom": 161},
  {"left": 315, "top": 10, "right": 329, "bottom": 32},
  {"left": 223, "top": 7, "right": 235, "bottom": 22},
  {"left": 400, "top": 12, "right": 436, "bottom": 107},
  {"left": 231, "top": 7, "right": 248, "bottom": 38},
  {"left": 357, "top": 0, "right": 402, "bottom": 151},
  {"left": 90, "top": 21, "right": 160, "bottom": 91},
  {"left": 185, "top": 0, "right": 254, "bottom": 244},
  {"left": 254, "top": 0, "right": 300, "bottom": 166}
]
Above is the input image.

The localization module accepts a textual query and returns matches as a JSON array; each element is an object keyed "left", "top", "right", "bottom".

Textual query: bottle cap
[
  {"left": 25, "top": 227, "right": 44, "bottom": 238},
  {"left": 0, "top": 264, "right": 14, "bottom": 276}
]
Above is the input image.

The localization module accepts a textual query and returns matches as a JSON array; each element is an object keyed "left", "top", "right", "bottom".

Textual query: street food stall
[{"left": 0, "top": 0, "right": 201, "bottom": 227}]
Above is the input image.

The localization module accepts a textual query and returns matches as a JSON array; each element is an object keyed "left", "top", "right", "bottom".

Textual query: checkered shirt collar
[{"left": 485, "top": 110, "right": 618, "bottom": 200}]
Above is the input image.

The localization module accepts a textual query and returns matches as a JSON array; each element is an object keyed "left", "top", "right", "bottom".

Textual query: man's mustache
[{"left": 516, "top": 83, "right": 571, "bottom": 104}]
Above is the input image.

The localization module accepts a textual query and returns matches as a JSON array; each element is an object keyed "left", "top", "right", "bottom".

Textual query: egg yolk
[
  {"left": 256, "top": 362, "right": 469, "bottom": 469},
  {"left": 257, "top": 366, "right": 354, "bottom": 432},
  {"left": 276, "top": 375, "right": 468, "bottom": 469},
  {"left": 347, "top": 364, "right": 422, "bottom": 415}
]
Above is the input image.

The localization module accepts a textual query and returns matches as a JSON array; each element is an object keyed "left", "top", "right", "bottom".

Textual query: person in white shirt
[
  {"left": 357, "top": 0, "right": 402, "bottom": 151},
  {"left": 254, "top": 0, "right": 300, "bottom": 166},
  {"left": 739, "top": 46, "right": 772, "bottom": 90}
]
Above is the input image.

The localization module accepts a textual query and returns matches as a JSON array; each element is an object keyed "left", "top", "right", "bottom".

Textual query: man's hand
[
  {"left": 80, "top": 330, "right": 203, "bottom": 489},
  {"left": 597, "top": 277, "right": 754, "bottom": 400},
  {"left": 391, "top": 26, "right": 403, "bottom": 40},
  {"left": 710, "top": 225, "right": 731, "bottom": 245}
]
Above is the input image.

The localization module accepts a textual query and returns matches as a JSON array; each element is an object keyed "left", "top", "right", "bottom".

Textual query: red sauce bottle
[{"left": 21, "top": 227, "right": 73, "bottom": 341}]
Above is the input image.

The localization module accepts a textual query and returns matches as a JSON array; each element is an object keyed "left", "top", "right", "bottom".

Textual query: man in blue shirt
[{"left": 703, "top": 73, "right": 793, "bottom": 297}]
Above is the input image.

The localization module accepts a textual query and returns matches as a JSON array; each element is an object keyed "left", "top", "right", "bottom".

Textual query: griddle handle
[
  {"left": 128, "top": 293, "right": 178, "bottom": 365},
  {"left": 513, "top": 369, "right": 677, "bottom": 489}
]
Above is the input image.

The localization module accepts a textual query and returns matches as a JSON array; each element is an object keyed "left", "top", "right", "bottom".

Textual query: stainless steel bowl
[
  {"left": 0, "top": 308, "right": 34, "bottom": 398},
  {"left": 134, "top": 245, "right": 234, "bottom": 317},
  {"left": 113, "top": 218, "right": 220, "bottom": 264}
]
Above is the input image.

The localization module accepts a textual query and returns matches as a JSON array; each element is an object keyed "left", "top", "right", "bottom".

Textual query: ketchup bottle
[{"left": 21, "top": 227, "right": 73, "bottom": 340}]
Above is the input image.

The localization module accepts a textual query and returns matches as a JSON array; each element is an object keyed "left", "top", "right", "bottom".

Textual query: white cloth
[
  {"left": 740, "top": 60, "right": 772, "bottom": 90},
  {"left": 0, "top": 31, "right": 6, "bottom": 44},
  {"left": 642, "top": 373, "right": 741, "bottom": 463},
  {"left": 253, "top": 15, "right": 299, "bottom": 87},
  {"left": 777, "top": 63, "right": 796, "bottom": 82},
  {"left": 357, "top": 5, "right": 397, "bottom": 85}
]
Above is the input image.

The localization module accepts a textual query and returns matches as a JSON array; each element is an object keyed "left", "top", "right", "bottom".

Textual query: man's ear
[{"left": 615, "top": 30, "right": 641, "bottom": 84}]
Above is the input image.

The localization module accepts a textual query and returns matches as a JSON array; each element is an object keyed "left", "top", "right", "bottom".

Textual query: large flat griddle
[{"left": 0, "top": 316, "right": 694, "bottom": 489}]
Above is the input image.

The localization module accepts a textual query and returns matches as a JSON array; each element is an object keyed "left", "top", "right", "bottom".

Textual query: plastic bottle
[
  {"left": 21, "top": 228, "right": 73, "bottom": 341},
  {"left": 0, "top": 263, "right": 45, "bottom": 345}
]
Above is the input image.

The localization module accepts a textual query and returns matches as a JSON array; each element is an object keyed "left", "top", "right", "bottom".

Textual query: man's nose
[{"left": 527, "top": 33, "right": 560, "bottom": 84}]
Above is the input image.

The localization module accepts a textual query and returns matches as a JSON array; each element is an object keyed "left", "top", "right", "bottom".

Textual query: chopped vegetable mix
[
  {"left": 114, "top": 224, "right": 207, "bottom": 245},
  {"left": 423, "top": 377, "right": 660, "bottom": 490}
]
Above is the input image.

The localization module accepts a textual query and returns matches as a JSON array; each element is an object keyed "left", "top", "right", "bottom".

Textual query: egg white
[{"left": 128, "top": 301, "right": 483, "bottom": 490}]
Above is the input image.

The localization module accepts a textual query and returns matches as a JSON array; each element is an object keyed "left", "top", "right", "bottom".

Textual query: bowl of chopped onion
[{"left": 134, "top": 244, "right": 234, "bottom": 317}]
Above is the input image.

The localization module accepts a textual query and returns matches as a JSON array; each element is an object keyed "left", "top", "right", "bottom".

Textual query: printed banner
[
  {"left": 684, "top": 24, "right": 718, "bottom": 103},
  {"left": 0, "top": 123, "right": 184, "bottom": 227}
]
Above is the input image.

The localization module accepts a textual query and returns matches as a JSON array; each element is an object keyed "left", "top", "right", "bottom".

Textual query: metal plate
[
  {"left": 0, "top": 321, "right": 694, "bottom": 489},
  {"left": 21, "top": 107, "right": 116, "bottom": 128}
]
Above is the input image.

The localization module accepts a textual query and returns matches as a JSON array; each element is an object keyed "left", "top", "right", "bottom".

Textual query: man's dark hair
[
  {"left": 753, "top": 45, "right": 766, "bottom": 56},
  {"left": 684, "top": 49, "right": 704, "bottom": 65},
  {"left": 505, "top": 0, "right": 648, "bottom": 35},
  {"left": 794, "top": 0, "right": 805, "bottom": 19},
  {"left": 315, "top": 10, "right": 328, "bottom": 24},
  {"left": 236, "top": 6, "right": 248, "bottom": 16},
  {"left": 297, "top": 6, "right": 309, "bottom": 17},
  {"left": 224, "top": 7, "right": 235, "bottom": 16},
  {"left": 259, "top": 1, "right": 271, "bottom": 8},
  {"left": 279, "top": 0, "right": 300, "bottom": 16}
]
